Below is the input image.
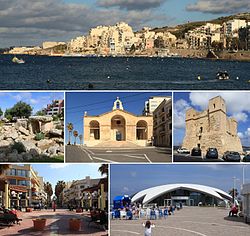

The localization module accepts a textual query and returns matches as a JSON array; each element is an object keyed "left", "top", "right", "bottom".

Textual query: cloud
[
  {"left": 97, "top": 0, "right": 166, "bottom": 10},
  {"left": 189, "top": 92, "right": 250, "bottom": 117},
  {"left": 49, "top": 164, "right": 70, "bottom": 169},
  {"left": 0, "top": 0, "right": 168, "bottom": 47},
  {"left": 238, "top": 128, "right": 250, "bottom": 144},
  {"left": 174, "top": 99, "right": 191, "bottom": 129},
  {"left": 186, "top": 0, "right": 250, "bottom": 14},
  {"left": 123, "top": 186, "right": 129, "bottom": 192},
  {"left": 232, "top": 112, "right": 248, "bottom": 123}
]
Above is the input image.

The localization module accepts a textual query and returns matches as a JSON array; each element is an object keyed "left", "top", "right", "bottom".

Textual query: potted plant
[
  {"left": 76, "top": 208, "right": 83, "bottom": 213},
  {"left": 26, "top": 207, "right": 32, "bottom": 212},
  {"left": 33, "top": 218, "right": 47, "bottom": 230},
  {"left": 69, "top": 218, "right": 81, "bottom": 231}
]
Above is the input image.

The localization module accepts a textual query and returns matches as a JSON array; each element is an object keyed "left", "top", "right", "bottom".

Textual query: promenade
[
  {"left": 111, "top": 207, "right": 250, "bottom": 236},
  {"left": 0, "top": 209, "right": 108, "bottom": 236}
]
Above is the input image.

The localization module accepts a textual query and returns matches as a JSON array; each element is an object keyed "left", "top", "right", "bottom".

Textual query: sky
[
  {"left": 110, "top": 164, "right": 250, "bottom": 201},
  {"left": 174, "top": 92, "right": 250, "bottom": 147},
  {"left": 0, "top": 92, "right": 64, "bottom": 115},
  {"left": 66, "top": 91, "right": 171, "bottom": 144},
  {"left": 32, "top": 164, "right": 103, "bottom": 193},
  {"left": 1, "top": 0, "right": 249, "bottom": 47}
]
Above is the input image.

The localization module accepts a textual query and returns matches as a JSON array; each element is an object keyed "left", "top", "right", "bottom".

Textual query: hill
[{"left": 150, "top": 12, "right": 250, "bottom": 39}]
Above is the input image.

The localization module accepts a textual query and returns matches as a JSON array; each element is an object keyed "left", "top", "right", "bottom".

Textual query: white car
[{"left": 177, "top": 147, "right": 190, "bottom": 154}]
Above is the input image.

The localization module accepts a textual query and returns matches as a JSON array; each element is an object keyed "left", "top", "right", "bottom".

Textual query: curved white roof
[{"left": 131, "top": 184, "right": 232, "bottom": 204}]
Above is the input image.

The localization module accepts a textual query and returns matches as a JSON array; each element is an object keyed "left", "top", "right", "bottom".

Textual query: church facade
[
  {"left": 83, "top": 98, "right": 153, "bottom": 147},
  {"left": 182, "top": 96, "right": 243, "bottom": 155}
]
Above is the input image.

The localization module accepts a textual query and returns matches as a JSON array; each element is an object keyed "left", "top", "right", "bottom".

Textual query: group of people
[{"left": 113, "top": 203, "right": 182, "bottom": 220}]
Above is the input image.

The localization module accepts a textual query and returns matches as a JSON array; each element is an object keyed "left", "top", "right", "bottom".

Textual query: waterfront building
[
  {"left": 8, "top": 46, "right": 41, "bottom": 54},
  {"left": 226, "top": 19, "right": 247, "bottom": 37},
  {"left": 182, "top": 96, "right": 243, "bottom": 155},
  {"left": 131, "top": 183, "right": 232, "bottom": 207},
  {"left": 153, "top": 98, "right": 172, "bottom": 147},
  {"left": 84, "top": 97, "right": 153, "bottom": 147},
  {"left": 42, "top": 41, "right": 66, "bottom": 50},
  {"left": 0, "top": 165, "right": 46, "bottom": 208},
  {"left": 69, "top": 36, "right": 86, "bottom": 52},
  {"left": 45, "top": 99, "right": 64, "bottom": 116}
]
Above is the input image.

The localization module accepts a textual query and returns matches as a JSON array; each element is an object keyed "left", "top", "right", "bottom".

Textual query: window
[
  {"left": 9, "top": 179, "right": 16, "bottom": 185},
  {"left": 213, "top": 104, "right": 215, "bottom": 109}
]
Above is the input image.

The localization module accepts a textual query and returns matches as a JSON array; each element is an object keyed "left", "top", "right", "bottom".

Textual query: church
[{"left": 83, "top": 97, "right": 153, "bottom": 147}]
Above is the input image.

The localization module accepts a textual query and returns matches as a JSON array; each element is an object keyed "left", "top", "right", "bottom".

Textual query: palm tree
[
  {"left": 55, "top": 180, "right": 66, "bottom": 207},
  {"left": 73, "top": 130, "right": 78, "bottom": 145},
  {"left": 98, "top": 164, "right": 108, "bottom": 176},
  {"left": 67, "top": 123, "right": 73, "bottom": 145},
  {"left": 44, "top": 182, "right": 53, "bottom": 204},
  {"left": 78, "top": 134, "right": 83, "bottom": 145}
]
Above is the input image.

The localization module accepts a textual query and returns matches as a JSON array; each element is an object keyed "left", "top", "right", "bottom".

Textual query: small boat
[
  {"left": 216, "top": 71, "right": 230, "bottom": 80},
  {"left": 12, "top": 57, "right": 25, "bottom": 64}
]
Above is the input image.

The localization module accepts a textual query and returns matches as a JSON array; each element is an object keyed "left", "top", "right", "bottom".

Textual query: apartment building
[
  {"left": 153, "top": 99, "right": 172, "bottom": 147},
  {"left": 45, "top": 99, "right": 64, "bottom": 116}
]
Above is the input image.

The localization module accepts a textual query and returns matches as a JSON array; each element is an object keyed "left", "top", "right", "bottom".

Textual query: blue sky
[
  {"left": 1, "top": 0, "right": 248, "bottom": 47},
  {"left": 66, "top": 92, "right": 171, "bottom": 144},
  {"left": 174, "top": 92, "right": 250, "bottom": 147},
  {"left": 32, "top": 164, "right": 103, "bottom": 193},
  {"left": 110, "top": 164, "right": 250, "bottom": 201},
  {"left": 0, "top": 92, "right": 64, "bottom": 115}
]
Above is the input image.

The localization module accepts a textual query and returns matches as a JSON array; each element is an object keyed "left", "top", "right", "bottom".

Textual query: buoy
[
  {"left": 107, "top": 76, "right": 110, "bottom": 79},
  {"left": 236, "top": 77, "right": 239, "bottom": 80},
  {"left": 47, "top": 79, "right": 51, "bottom": 84},
  {"left": 197, "top": 75, "right": 201, "bottom": 80}
]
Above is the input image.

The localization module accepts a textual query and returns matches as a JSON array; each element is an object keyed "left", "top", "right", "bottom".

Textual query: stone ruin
[{"left": 0, "top": 116, "right": 64, "bottom": 162}]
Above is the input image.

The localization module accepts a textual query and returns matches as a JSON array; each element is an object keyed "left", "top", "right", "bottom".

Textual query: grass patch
[{"left": 27, "top": 155, "right": 64, "bottom": 163}]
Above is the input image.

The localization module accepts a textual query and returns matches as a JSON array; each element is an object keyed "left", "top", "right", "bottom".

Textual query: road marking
[
  {"left": 123, "top": 155, "right": 146, "bottom": 159},
  {"left": 80, "top": 147, "right": 93, "bottom": 161},
  {"left": 113, "top": 224, "right": 207, "bottom": 236},
  {"left": 87, "top": 149, "right": 95, "bottom": 155},
  {"left": 182, "top": 220, "right": 249, "bottom": 229},
  {"left": 144, "top": 154, "right": 152, "bottom": 163},
  {"left": 112, "top": 230, "right": 140, "bottom": 235},
  {"left": 106, "top": 150, "right": 113, "bottom": 152},
  {"left": 92, "top": 156, "right": 118, "bottom": 163},
  {"left": 158, "top": 226, "right": 208, "bottom": 236}
]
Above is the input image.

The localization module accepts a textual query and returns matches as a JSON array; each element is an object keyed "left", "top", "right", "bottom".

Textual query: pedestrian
[
  {"left": 143, "top": 220, "right": 155, "bottom": 236},
  {"left": 52, "top": 202, "right": 56, "bottom": 212}
]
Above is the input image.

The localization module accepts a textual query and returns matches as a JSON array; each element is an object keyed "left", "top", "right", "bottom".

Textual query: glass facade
[{"left": 7, "top": 168, "right": 30, "bottom": 178}]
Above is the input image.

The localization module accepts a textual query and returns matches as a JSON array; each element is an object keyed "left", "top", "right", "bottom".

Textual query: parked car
[
  {"left": 191, "top": 147, "right": 202, "bottom": 156},
  {"left": 206, "top": 148, "right": 218, "bottom": 159},
  {"left": 222, "top": 151, "right": 241, "bottom": 162},
  {"left": 177, "top": 147, "right": 190, "bottom": 154},
  {"left": 242, "top": 154, "right": 250, "bottom": 162}
]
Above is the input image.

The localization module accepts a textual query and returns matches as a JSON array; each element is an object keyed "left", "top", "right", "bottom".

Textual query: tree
[
  {"left": 0, "top": 108, "right": 3, "bottom": 117},
  {"left": 5, "top": 101, "right": 32, "bottom": 119},
  {"left": 55, "top": 180, "right": 66, "bottom": 207},
  {"left": 0, "top": 165, "right": 10, "bottom": 176},
  {"left": 44, "top": 182, "right": 53, "bottom": 204},
  {"left": 78, "top": 134, "right": 83, "bottom": 145},
  {"left": 67, "top": 123, "right": 73, "bottom": 145},
  {"left": 36, "top": 110, "right": 45, "bottom": 116},
  {"left": 98, "top": 164, "right": 108, "bottom": 177},
  {"left": 73, "top": 130, "right": 78, "bottom": 145}
]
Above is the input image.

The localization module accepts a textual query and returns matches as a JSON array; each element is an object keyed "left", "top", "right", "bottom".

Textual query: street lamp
[{"left": 232, "top": 177, "right": 240, "bottom": 205}]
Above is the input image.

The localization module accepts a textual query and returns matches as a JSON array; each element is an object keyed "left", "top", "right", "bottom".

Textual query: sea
[{"left": 0, "top": 54, "right": 250, "bottom": 90}]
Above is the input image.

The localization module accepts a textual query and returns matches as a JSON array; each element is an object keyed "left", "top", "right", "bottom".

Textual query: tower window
[{"left": 213, "top": 104, "right": 215, "bottom": 109}]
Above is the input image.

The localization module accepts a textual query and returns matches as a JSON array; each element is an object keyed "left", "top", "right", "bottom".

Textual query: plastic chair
[
  {"left": 150, "top": 210, "right": 156, "bottom": 220},
  {"left": 163, "top": 209, "right": 168, "bottom": 219},
  {"left": 114, "top": 210, "right": 120, "bottom": 219}
]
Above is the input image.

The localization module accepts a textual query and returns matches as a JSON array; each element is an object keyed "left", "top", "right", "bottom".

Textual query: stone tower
[{"left": 182, "top": 96, "right": 243, "bottom": 155}]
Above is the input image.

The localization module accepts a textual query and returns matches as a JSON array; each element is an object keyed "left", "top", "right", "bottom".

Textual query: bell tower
[{"left": 113, "top": 97, "right": 124, "bottom": 110}]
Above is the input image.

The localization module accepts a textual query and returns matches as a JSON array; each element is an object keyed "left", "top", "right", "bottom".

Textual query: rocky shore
[{"left": 0, "top": 116, "right": 64, "bottom": 162}]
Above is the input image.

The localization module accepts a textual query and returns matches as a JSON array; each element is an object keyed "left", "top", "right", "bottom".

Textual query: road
[
  {"left": 173, "top": 151, "right": 227, "bottom": 162},
  {"left": 111, "top": 207, "right": 250, "bottom": 236},
  {"left": 66, "top": 145, "right": 172, "bottom": 163}
]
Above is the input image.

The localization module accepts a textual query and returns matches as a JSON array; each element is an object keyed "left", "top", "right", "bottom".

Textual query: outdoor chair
[
  {"left": 126, "top": 210, "right": 133, "bottom": 220},
  {"left": 114, "top": 210, "right": 121, "bottom": 219},
  {"left": 159, "top": 209, "right": 163, "bottom": 218},
  {"left": 163, "top": 209, "right": 168, "bottom": 219}
]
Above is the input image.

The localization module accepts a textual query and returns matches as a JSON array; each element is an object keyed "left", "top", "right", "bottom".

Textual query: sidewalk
[{"left": 0, "top": 209, "right": 108, "bottom": 235}]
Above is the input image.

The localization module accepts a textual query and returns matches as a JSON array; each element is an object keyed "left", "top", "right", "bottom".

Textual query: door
[{"left": 116, "top": 131, "right": 122, "bottom": 141}]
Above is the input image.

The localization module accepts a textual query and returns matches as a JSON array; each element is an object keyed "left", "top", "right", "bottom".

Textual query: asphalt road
[
  {"left": 111, "top": 207, "right": 250, "bottom": 236},
  {"left": 66, "top": 145, "right": 172, "bottom": 163}
]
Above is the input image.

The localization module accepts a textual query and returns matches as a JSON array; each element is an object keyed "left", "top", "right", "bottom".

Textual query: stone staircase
[{"left": 93, "top": 141, "right": 141, "bottom": 148}]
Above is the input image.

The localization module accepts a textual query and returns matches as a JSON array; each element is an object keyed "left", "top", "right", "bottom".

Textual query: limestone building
[
  {"left": 182, "top": 96, "right": 243, "bottom": 155},
  {"left": 83, "top": 98, "right": 153, "bottom": 147}
]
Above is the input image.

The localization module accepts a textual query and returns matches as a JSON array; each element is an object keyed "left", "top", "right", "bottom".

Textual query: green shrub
[
  {"left": 11, "top": 142, "right": 26, "bottom": 154},
  {"left": 35, "top": 132, "right": 45, "bottom": 141}
]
